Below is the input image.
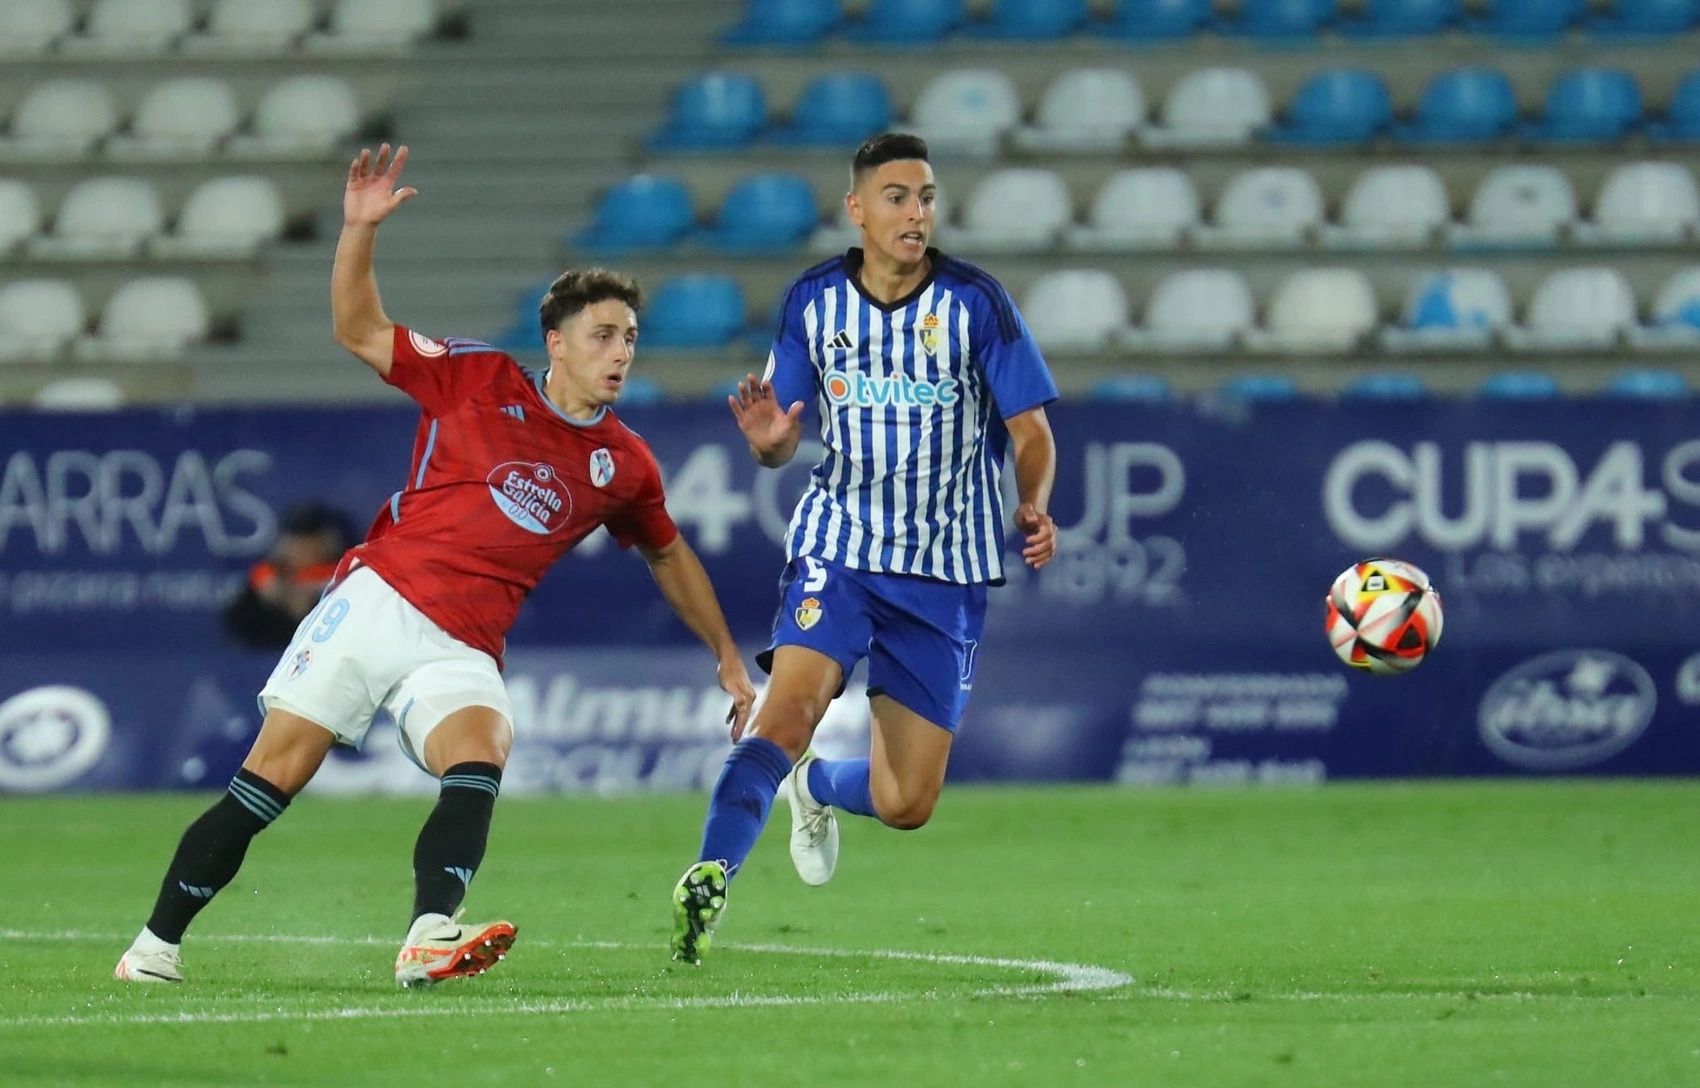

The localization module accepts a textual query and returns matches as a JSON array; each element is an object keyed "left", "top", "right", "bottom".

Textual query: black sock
[
  {"left": 411, "top": 762, "right": 502, "bottom": 923},
  {"left": 145, "top": 769, "right": 291, "bottom": 943}
]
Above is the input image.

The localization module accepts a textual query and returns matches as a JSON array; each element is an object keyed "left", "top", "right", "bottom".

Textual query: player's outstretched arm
[
  {"left": 728, "top": 374, "right": 805, "bottom": 468},
  {"left": 1006, "top": 406, "right": 1058, "bottom": 570},
  {"left": 636, "top": 535, "right": 758, "bottom": 738},
  {"left": 332, "top": 143, "right": 418, "bottom": 377}
]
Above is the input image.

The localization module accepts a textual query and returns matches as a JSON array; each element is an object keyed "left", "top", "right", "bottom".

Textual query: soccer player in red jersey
[{"left": 115, "top": 145, "right": 756, "bottom": 987}]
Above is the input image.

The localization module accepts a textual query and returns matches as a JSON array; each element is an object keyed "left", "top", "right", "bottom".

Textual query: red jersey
[{"left": 335, "top": 325, "right": 678, "bottom": 661}]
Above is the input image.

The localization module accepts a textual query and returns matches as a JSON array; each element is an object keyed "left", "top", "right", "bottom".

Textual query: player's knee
[
  {"left": 873, "top": 787, "right": 937, "bottom": 831},
  {"left": 748, "top": 694, "right": 825, "bottom": 758}
]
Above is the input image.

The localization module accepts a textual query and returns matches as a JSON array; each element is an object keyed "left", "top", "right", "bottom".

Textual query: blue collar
[{"left": 533, "top": 370, "right": 607, "bottom": 427}]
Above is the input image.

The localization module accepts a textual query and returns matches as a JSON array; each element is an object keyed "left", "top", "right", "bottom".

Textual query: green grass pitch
[{"left": 3, "top": 783, "right": 1695, "bottom": 1086}]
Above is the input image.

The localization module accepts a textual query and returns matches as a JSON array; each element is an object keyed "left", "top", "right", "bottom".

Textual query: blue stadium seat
[
  {"left": 1342, "top": 373, "right": 1428, "bottom": 400},
  {"left": 1477, "top": 0, "right": 1585, "bottom": 38},
  {"left": 1270, "top": 69, "right": 1392, "bottom": 144},
  {"left": 1478, "top": 371, "right": 1561, "bottom": 399},
  {"left": 570, "top": 175, "right": 694, "bottom": 255},
  {"left": 1528, "top": 68, "right": 1643, "bottom": 141},
  {"left": 1220, "top": 374, "right": 1301, "bottom": 401},
  {"left": 706, "top": 377, "right": 746, "bottom": 401},
  {"left": 1603, "top": 368, "right": 1691, "bottom": 398},
  {"left": 1227, "top": 0, "right": 1336, "bottom": 38},
  {"left": 844, "top": 0, "right": 964, "bottom": 42},
  {"left": 701, "top": 173, "right": 819, "bottom": 252},
  {"left": 1101, "top": 0, "right": 1211, "bottom": 39},
  {"left": 642, "top": 275, "right": 747, "bottom": 349},
  {"left": 1089, "top": 374, "right": 1173, "bottom": 402},
  {"left": 720, "top": 0, "right": 842, "bottom": 45},
  {"left": 1398, "top": 68, "right": 1518, "bottom": 143},
  {"left": 648, "top": 72, "right": 766, "bottom": 151},
  {"left": 1590, "top": 0, "right": 1698, "bottom": 36},
  {"left": 619, "top": 376, "right": 666, "bottom": 405},
  {"left": 770, "top": 72, "right": 893, "bottom": 146},
  {"left": 969, "top": 0, "right": 1088, "bottom": 38},
  {"left": 1649, "top": 68, "right": 1700, "bottom": 141},
  {"left": 489, "top": 280, "right": 554, "bottom": 353},
  {"left": 1340, "top": 0, "right": 1461, "bottom": 36}
]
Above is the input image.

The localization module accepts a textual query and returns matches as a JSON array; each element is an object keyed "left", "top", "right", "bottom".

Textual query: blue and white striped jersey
[{"left": 763, "top": 248, "right": 1058, "bottom": 585}]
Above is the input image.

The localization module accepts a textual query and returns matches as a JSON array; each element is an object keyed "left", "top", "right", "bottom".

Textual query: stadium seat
[
  {"left": 152, "top": 177, "right": 287, "bottom": 258},
  {"left": 1140, "top": 68, "right": 1271, "bottom": 148},
  {"left": 1478, "top": 370, "right": 1561, "bottom": 398},
  {"left": 1089, "top": 374, "right": 1173, "bottom": 402},
  {"left": 0, "top": 181, "right": 43, "bottom": 254},
  {"left": 1218, "top": 374, "right": 1301, "bottom": 401},
  {"left": 1021, "top": 270, "right": 1128, "bottom": 351},
  {"left": 1121, "top": 269, "right": 1256, "bottom": 351},
  {"left": 1504, "top": 266, "right": 1637, "bottom": 350},
  {"left": 1477, "top": 0, "right": 1585, "bottom": 38},
  {"left": 231, "top": 76, "right": 361, "bottom": 156},
  {"left": 62, "top": 0, "right": 191, "bottom": 55},
  {"left": 311, "top": 0, "right": 438, "bottom": 49},
  {"left": 1100, "top": 0, "right": 1211, "bottom": 40},
  {"left": 184, "top": 0, "right": 316, "bottom": 53},
  {"left": 1573, "top": 162, "right": 1700, "bottom": 244},
  {"left": 1342, "top": 373, "right": 1428, "bottom": 400},
  {"left": 1447, "top": 165, "right": 1578, "bottom": 246},
  {"left": 617, "top": 376, "right": 666, "bottom": 406},
  {"left": 1627, "top": 264, "right": 1700, "bottom": 348},
  {"left": 1194, "top": 167, "right": 1324, "bottom": 248},
  {"left": 29, "top": 178, "right": 164, "bottom": 259},
  {"left": 572, "top": 175, "right": 695, "bottom": 254},
  {"left": 1012, "top": 69, "right": 1145, "bottom": 153},
  {"left": 641, "top": 275, "right": 746, "bottom": 349},
  {"left": 0, "top": 280, "right": 85, "bottom": 361},
  {"left": 107, "top": 78, "right": 242, "bottom": 158},
  {"left": 969, "top": 0, "right": 1089, "bottom": 38},
  {"left": 648, "top": 72, "right": 766, "bottom": 151},
  {"left": 954, "top": 168, "right": 1073, "bottom": 251},
  {"left": 1340, "top": 0, "right": 1461, "bottom": 36},
  {"left": 0, "top": 0, "right": 74, "bottom": 56},
  {"left": 1651, "top": 69, "right": 1700, "bottom": 141},
  {"left": 1381, "top": 268, "right": 1512, "bottom": 351},
  {"left": 1528, "top": 68, "right": 1643, "bottom": 142},
  {"left": 1247, "top": 268, "right": 1378, "bottom": 353},
  {"left": 1322, "top": 165, "right": 1451, "bottom": 247},
  {"left": 31, "top": 377, "right": 125, "bottom": 410},
  {"left": 702, "top": 173, "right": 819, "bottom": 252},
  {"left": 909, "top": 69, "right": 1022, "bottom": 157},
  {"left": 1067, "top": 168, "right": 1199, "bottom": 251},
  {"left": 808, "top": 200, "right": 860, "bottom": 253},
  {"left": 844, "top": 0, "right": 965, "bottom": 42},
  {"left": 77, "top": 277, "right": 210, "bottom": 361},
  {"left": 1227, "top": 0, "right": 1336, "bottom": 38},
  {"left": 721, "top": 0, "right": 842, "bottom": 45},
  {"left": 1603, "top": 368, "right": 1690, "bottom": 398},
  {"left": 0, "top": 80, "right": 120, "bottom": 157},
  {"left": 1397, "top": 68, "right": 1518, "bottom": 144},
  {"left": 1590, "top": 0, "right": 1698, "bottom": 36},
  {"left": 771, "top": 72, "right": 893, "bottom": 146},
  {"left": 1269, "top": 69, "right": 1393, "bottom": 145}
]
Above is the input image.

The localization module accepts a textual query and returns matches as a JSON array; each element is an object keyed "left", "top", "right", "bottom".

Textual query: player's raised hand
[
  {"left": 719, "top": 654, "right": 758, "bottom": 740},
  {"left": 1015, "top": 502, "right": 1056, "bottom": 570},
  {"left": 344, "top": 143, "right": 417, "bottom": 227},
  {"left": 728, "top": 374, "right": 804, "bottom": 458}
]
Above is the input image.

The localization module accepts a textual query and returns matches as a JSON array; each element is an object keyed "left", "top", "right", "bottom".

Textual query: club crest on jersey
[
  {"left": 919, "top": 311, "right": 942, "bottom": 356},
  {"left": 589, "top": 448, "right": 615, "bottom": 488},
  {"left": 795, "top": 596, "right": 823, "bottom": 631},
  {"left": 486, "top": 460, "right": 572, "bottom": 535},
  {"left": 408, "top": 329, "right": 447, "bottom": 357}
]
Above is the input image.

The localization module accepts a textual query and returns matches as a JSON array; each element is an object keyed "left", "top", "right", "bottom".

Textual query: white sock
[{"left": 132, "top": 926, "right": 178, "bottom": 954}]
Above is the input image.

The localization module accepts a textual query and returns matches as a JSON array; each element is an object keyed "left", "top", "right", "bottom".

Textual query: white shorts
[{"left": 258, "top": 565, "right": 511, "bottom": 772}]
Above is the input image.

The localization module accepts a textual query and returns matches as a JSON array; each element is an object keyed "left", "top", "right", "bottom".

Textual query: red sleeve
[
  {"left": 383, "top": 326, "right": 516, "bottom": 417},
  {"left": 606, "top": 446, "right": 679, "bottom": 551}
]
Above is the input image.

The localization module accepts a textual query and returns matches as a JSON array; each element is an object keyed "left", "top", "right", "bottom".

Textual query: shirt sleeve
[
  {"left": 759, "top": 280, "right": 817, "bottom": 411},
  {"left": 970, "top": 284, "right": 1059, "bottom": 420},
  {"left": 383, "top": 325, "right": 517, "bottom": 417},
  {"left": 604, "top": 447, "right": 680, "bottom": 551}
]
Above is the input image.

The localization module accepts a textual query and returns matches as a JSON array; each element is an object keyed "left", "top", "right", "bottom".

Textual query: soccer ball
[{"left": 1325, "top": 558, "right": 1444, "bottom": 675}]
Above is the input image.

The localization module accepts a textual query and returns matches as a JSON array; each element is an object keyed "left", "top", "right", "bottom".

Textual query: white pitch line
[{"left": 0, "top": 931, "right": 1132, "bottom": 1029}]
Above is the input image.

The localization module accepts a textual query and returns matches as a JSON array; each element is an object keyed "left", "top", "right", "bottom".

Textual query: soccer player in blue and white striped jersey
[{"left": 672, "top": 133, "right": 1060, "bottom": 962}]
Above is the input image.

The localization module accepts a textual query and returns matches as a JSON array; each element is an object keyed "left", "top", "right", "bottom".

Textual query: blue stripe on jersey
[
  {"left": 389, "top": 489, "right": 402, "bottom": 523},
  {"left": 413, "top": 420, "right": 439, "bottom": 489}
]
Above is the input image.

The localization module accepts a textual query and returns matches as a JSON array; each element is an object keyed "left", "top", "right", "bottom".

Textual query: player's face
[
  {"left": 547, "top": 298, "right": 639, "bottom": 407},
  {"left": 848, "top": 159, "right": 936, "bottom": 268}
]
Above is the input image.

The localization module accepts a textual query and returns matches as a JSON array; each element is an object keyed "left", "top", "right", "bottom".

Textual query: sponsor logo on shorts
[
  {"left": 795, "top": 596, "right": 823, "bottom": 631},
  {"left": 0, "top": 685, "right": 111, "bottom": 792},
  {"left": 1478, "top": 649, "right": 1655, "bottom": 771},
  {"left": 287, "top": 648, "right": 312, "bottom": 679},
  {"left": 590, "top": 448, "right": 615, "bottom": 488},
  {"left": 487, "top": 460, "right": 572, "bottom": 535},
  {"left": 408, "top": 329, "right": 447, "bottom": 357}
]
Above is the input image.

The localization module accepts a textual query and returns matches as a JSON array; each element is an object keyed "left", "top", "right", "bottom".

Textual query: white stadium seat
[
  {"left": 0, "top": 181, "right": 43, "bottom": 254},
  {"left": 77, "top": 277, "right": 211, "bottom": 361},
  {"left": 307, "top": 0, "right": 438, "bottom": 51},
  {"left": 909, "top": 69, "right": 1022, "bottom": 157},
  {"left": 183, "top": 0, "right": 317, "bottom": 54},
  {"left": 953, "top": 168, "right": 1072, "bottom": 251},
  {"left": 0, "top": 0, "right": 75, "bottom": 57},
  {"left": 1504, "top": 267, "right": 1637, "bottom": 351},
  {"left": 0, "top": 80, "right": 120, "bottom": 157},
  {"left": 1574, "top": 162, "right": 1700, "bottom": 246},
  {"left": 1121, "top": 269, "right": 1256, "bottom": 352},
  {"left": 1067, "top": 168, "right": 1199, "bottom": 251},
  {"left": 230, "top": 76, "right": 361, "bottom": 156},
  {"left": 1245, "top": 268, "right": 1378, "bottom": 353},
  {"left": 29, "top": 178, "right": 164, "bottom": 259},
  {"left": 0, "top": 280, "right": 86, "bottom": 361},
  {"left": 107, "top": 78, "right": 242, "bottom": 159},
  {"left": 60, "top": 0, "right": 192, "bottom": 56},
  {"left": 1021, "top": 270, "right": 1129, "bottom": 351},
  {"left": 1381, "top": 268, "right": 1513, "bottom": 352},
  {"left": 152, "top": 176, "right": 287, "bottom": 258},
  {"left": 1447, "top": 165, "right": 1577, "bottom": 247},
  {"left": 1321, "top": 165, "right": 1451, "bottom": 248},
  {"left": 32, "top": 377, "right": 126, "bottom": 411},
  {"left": 1141, "top": 68, "right": 1271, "bottom": 149},
  {"left": 1012, "top": 68, "right": 1145, "bottom": 153},
  {"left": 1629, "top": 265, "right": 1700, "bottom": 349},
  {"left": 1194, "top": 167, "right": 1324, "bottom": 248}
]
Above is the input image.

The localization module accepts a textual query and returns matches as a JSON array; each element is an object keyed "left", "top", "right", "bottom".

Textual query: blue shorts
[{"left": 758, "top": 556, "right": 988, "bottom": 732}]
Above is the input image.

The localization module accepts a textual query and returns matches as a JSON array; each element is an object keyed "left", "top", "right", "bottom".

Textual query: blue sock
[
  {"left": 807, "top": 758, "right": 877, "bottom": 818},
  {"left": 697, "top": 737, "right": 792, "bottom": 879}
]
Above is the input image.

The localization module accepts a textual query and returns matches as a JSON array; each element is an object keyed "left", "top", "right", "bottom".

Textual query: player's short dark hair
[
  {"left": 538, "top": 268, "right": 644, "bottom": 337},
  {"left": 851, "top": 132, "right": 930, "bottom": 187}
]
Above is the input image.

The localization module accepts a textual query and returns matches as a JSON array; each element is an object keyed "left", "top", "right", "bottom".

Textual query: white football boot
[
  {"left": 784, "top": 750, "right": 839, "bottom": 886},
  {"left": 393, "top": 909, "right": 517, "bottom": 988},
  {"left": 114, "top": 929, "right": 183, "bottom": 983}
]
